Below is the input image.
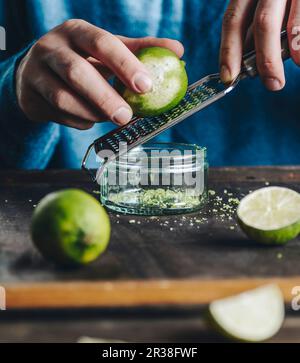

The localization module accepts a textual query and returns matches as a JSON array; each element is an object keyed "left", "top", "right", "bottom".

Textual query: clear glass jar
[{"left": 99, "top": 143, "right": 208, "bottom": 215}]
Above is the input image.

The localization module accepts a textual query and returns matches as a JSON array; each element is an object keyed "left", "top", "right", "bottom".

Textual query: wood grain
[
  {"left": 0, "top": 167, "right": 299, "bottom": 309},
  {"left": 1, "top": 305, "right": 299, "bottom": 343},
  {"left": 5, "top": 277, "right": 300, "bottom": 309}
]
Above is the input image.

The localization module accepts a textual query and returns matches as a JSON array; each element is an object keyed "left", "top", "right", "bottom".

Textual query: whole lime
[
  {"left": 115, "top": 47, "right": 188, "bottom": 117},
  {"left": 237, "top": 186, "right": 300, "bottom": 245},
  {"left": 31, "top": 189, "right": 111, "bottom": 267}
]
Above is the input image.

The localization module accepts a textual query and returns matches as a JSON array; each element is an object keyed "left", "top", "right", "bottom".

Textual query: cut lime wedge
[
  {"left": 237, "top": 186, "right": 300, "bottom": 244},
  {"left": 208, "top": 284, "right": 285, "bottom": 342}
]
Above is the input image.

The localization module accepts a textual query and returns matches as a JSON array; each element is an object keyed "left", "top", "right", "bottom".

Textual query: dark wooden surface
[
  {"left": 0, "top": 307, "right": 300, "bottom": 343},
  {"left": 0, "top": 167, "right": 300, "bottom": 283},
  {"left": 0, "top": 167, "right": 299, "bottom": 342}
]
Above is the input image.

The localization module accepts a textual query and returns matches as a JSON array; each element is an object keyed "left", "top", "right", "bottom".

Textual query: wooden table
[{"left": 0, "top": 167, "right": 299, "bottom": 342}]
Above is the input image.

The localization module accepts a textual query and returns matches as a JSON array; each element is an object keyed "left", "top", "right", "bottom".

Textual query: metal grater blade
[
  {"left": 94, "top": 74, "right": 238, "bottom": 157},
  {"left": 82, "top": 73, "right": 239, "bottom": 181},
  {"left": 82, "top": 31, "right": 290, "bottom": 182}
]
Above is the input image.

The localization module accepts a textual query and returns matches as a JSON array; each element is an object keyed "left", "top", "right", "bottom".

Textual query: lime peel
[
  {"left": 208, "top": 284, "right": 285, "bottom": 342},
  {"left": 237, "top": 186, "right": 300, "bottom": 245},
  {"left": 31, "top": 189, "right": 111, "bottom": 267},
  {"left": 116, "top": 47, "right": 188, "bottom": 117}
]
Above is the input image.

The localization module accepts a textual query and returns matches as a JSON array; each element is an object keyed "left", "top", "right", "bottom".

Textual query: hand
[
  {"left": 16, "top": 19, "right": 184, "bottom": 129},
  {"left": 220, "top": 0, "right": 300, "bottom": 91}
]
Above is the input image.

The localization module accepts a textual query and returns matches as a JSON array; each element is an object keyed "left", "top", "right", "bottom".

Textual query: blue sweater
[{"left": 0, "top": 0, "right": 300, "bottom": 169}]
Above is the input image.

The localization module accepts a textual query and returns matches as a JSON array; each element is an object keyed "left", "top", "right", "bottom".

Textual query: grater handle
[
  {"left": 242, "top": 30, "right": 290, "bottom": 78},
  {"left": 82, "top": 142, "right": 97, "bottom": 182}
]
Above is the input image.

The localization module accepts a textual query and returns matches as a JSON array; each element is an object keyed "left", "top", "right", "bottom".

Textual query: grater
[{"left": 82, "top": 30, "right": 290, "bottom": 182}]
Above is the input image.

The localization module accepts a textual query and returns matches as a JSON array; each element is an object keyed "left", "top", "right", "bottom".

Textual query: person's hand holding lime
[
  {"left": 16, "top": 20, "right": 184, "bottom": 129},
  {"left": 115, "top": 47, "right": 188, "bottom": 117}
]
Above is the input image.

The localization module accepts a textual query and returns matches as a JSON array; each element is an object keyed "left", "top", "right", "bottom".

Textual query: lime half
[
  {"left": 237, "top": 186, "right": 300, "bottom": 245},
  {"left": 208, "top": 284, "right": 285, "bottom": 342},
  {"left": 116, "top": 47, "right": 188, "bottom": 117}
]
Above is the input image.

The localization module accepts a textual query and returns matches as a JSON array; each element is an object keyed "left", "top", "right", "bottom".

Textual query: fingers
[
  {"left": 86, "top": 36, "right": 184, "bottom": 79},
  {"left": 19, "top": 86, "right": 95, "bottom": 130},
  {"left": 254, "top": 0, "right": 287, "bottom": 91},
  {"left": 65, "top": 20, "right": 154, "bottom": 93},
  {"left": 19, "top": 19, "right": 186, "bottom": 130},
  {"left": 220, "top": 0, "right": 257, "bottom": 83},
  {"left": 86, "top": 57, "right": 112, "bottom": 79},
  {"left": 119, "top": 36, "right": 184, "bottom": 58},
  {"left": 43, "top": 46, "right": 133, "bottom": 125},
  {"left": 31, "top": 65, "right": 106, "bottom": 122},
  {"left": 54, "top": 112, "right": 95, "bottom": 130},
  {"left": 244, "top": 24, "right": 255, "bottom": 52},
  {"left": 288, "top": 0, "right": 300, "bottom": 66}
]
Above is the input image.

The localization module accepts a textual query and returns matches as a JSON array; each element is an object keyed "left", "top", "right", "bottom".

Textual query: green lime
[
  {"left": 31, "top": 189, "right": 111, "bottom": 267},
  {"left": 237, "top": 186, "right": 300, "bottom": 245},
  {"left": 116, "top": 47, "right": 188, "bottom": 117},
  {"left": 208, "top": 284, "right": 285, "bottom": 342}
]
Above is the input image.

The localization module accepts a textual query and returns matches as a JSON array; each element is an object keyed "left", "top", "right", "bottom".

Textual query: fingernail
[
  {"left": 220, "top": 65, "right": 232, "bottom": 83},
  {"left": 133, "top": 72, "right": 153, "bottom": 93},
  {"left": 264, "top": 78, "right": 282, "bottom": 91},
  {"left": 112, "top": 107, "right": 133, "bottom": 125}
]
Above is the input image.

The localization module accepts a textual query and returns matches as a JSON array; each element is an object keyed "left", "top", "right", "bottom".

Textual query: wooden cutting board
[{"left": 0, "top": 167, "right": 299, "bottom": 309}]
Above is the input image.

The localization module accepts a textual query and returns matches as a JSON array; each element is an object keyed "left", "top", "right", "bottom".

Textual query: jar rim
[{"left": 108, "top": 142, "right": 207, "bottom": 169}]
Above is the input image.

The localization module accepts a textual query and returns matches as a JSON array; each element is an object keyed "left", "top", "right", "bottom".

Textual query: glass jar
[{"left": 99, "top": 143, "right": 208, "bottom": 215}]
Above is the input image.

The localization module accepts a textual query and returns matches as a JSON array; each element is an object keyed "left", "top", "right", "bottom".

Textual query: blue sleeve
[{"left": 0, "top": 44, "right": 60, "bottom": 169}]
